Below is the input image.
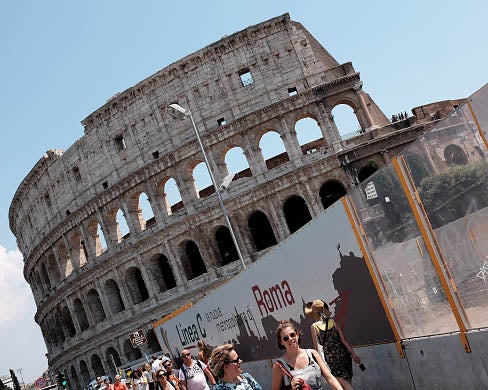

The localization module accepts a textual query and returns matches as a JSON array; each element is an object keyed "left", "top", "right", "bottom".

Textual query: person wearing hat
[{"left": 305, "top": 300, "right": 361, "bottom": 390}]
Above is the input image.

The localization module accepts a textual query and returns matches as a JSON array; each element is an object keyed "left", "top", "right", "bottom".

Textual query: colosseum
[{"left": 9, "top": 13, "right": 464, "bottom": 388}]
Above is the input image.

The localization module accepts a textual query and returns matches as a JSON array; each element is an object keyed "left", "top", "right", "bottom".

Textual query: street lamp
[{"left": 168, "top": 103, "right": 247, "bottom": 270}]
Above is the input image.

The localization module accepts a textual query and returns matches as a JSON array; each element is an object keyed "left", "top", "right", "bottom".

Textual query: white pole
[{"left": 186, "top": 110, "right": 247, "bottom": 270}]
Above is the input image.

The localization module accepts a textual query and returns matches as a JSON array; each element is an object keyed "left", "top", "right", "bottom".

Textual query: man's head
[
  {"left": 152, "top": 354, "right": 158, "bottom": 361},
  {"left": 114, "top": 375, "right": 121, "bottom": 382},
  {"left": 181, "top": 349, "right": 192, "bottom": 364},
  {"left": 96, "top": 377, "right": 102, "bottom": 385},
  {"left": 163, "top": 358, "right": 173, "bottom": 372}
]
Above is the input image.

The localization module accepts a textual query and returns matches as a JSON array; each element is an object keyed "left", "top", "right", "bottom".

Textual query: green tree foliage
[
  {"left": 9, "top": 370, "right": 20, "bottom": 390},
  {"left": 418, "top": 160, "right": 488, "bottom": 228},
  {"left": 404, "top": 152, "right": 430, "bottom": 185}
]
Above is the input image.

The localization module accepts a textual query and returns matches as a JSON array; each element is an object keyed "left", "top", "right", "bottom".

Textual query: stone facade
[{"left": 9, "top": 13, "right": 464, "bottom": 388}]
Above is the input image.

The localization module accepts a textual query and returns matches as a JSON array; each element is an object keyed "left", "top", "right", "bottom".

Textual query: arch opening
[
  {"left": 164, "top": 178, "right": 184, "bottom": 214},
  {"left": 138, "top": 192, "right": 155, "bottom": 230},
  {"left": 105, "top": 279, "right": 125, "bottom": 314},
  {"left": 215, "top": 226, "right": 239, "bottom": 265},
  {"left": 319, "top": 180, "right": 347, "bottom": 209},
  {"left": 126, "top": 267, "right": 150, "bottom": 304},
  {"left": 259, "top": 131, "right": 289, "bottom": 170},
  {"left": 332, "top": 104, "right": 362, "bottom": 140},
  {"left": 182, "top": 241, "right": 207, "bottom": 280},
  {"left": 225, "top": 147, "right": 251, "bottom": 181},
  {"left": 283, "top": 196, "right": 312, "bottom": 234},
  {"left": 295, "top": 117, "right": 325, "bottom": 155},
  {"left": 248, "top": 211, "right": 277, "bottom": 251},
  {"left": 73, "top": 298, "right": 89, "bottom": 331},
  {"left": 86, "top": 289, "right": 106, "bottom": 323}
]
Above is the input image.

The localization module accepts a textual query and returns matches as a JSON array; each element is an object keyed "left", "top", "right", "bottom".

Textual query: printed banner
[{"left": 153, "top": 202, "right": 394, "bottom": 361}]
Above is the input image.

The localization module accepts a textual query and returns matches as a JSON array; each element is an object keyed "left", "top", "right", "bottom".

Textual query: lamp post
[{"left": 168, "top": 103, "right": 247, "bottom": 270}]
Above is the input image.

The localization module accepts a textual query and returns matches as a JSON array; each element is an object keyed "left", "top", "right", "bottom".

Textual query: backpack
[{"left": 180, "top": 360, "right": 204, "bottom": 387}]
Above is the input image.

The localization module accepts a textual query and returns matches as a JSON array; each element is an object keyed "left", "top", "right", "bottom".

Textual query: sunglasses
[
  {"left": 226, "top": 357, "right": 240, "bottom": 364},
  {"left": 182, "top": 353, "right": 191, "bottom": 358},
  {"left": 281, "top": 332, "right": 296, "bottom": 342},
  {"left": 163, "top": 363, "right": 172, "bottom": 368},
  {"left": 157, "top": 374, "right": 165, "bottom": 379}
]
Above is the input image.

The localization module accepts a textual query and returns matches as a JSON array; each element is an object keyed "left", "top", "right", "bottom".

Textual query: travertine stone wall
[{"left": 9, "top": 13, "right": 458, "bottom": 386}]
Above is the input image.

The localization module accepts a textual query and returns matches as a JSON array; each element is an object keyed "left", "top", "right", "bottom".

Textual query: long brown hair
[{"left": 276, "top": 320, "right": 302, "bottom": 350}]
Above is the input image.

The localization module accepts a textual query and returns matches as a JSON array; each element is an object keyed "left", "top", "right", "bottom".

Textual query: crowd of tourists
[{"left": 94, "top": 301, "right": 362, "bottom": 390}]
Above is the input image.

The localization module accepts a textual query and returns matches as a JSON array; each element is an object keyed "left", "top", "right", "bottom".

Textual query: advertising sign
[
  {"left": 364, "top": 181, "right": 378, "bottom": 200},
  {"left": 153, "top": 202, "right": 394, "bottom": 361},
  {"left": 129, "top": 329, "right": 148, "bottom": 348}
]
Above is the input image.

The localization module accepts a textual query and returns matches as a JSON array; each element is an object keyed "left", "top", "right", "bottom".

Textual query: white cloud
[
  {"left": 0, "top": 245, "right": 31, "bottom": 323},
  {"left": 0, "top": 244, "right": 47, "bottom": 383}
]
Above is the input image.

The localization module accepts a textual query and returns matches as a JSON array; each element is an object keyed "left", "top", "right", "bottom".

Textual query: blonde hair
[{"left": 208, "top": 344, "right": 234, "bottom": 379}]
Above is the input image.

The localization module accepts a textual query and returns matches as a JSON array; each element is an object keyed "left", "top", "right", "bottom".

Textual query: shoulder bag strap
[
  {"left": 321, "top": 319, "right": 330, "bottom": 347},
  {"left": 274, "top": 360, "right": 293, "bottom": 379}
]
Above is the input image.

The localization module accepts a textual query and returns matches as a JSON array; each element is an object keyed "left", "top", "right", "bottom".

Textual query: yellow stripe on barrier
[
  {"left": 393, "top": 156, "right": 472, "bottom": 353},
  {"left": 342, "top": 196, "right": 405, "bottom": 358}
]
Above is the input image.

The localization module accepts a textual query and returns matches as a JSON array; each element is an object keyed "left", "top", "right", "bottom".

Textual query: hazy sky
[{"left": 1, "top": 0, "right": 486, "bottom": 384}]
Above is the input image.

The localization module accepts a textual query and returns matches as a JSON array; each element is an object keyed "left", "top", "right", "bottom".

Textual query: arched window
[
  {"left": 319, "top": 180, "right": 347, "bottom": 209},
  {"left": 47, "top": 254, "right": 61, "bottom": 284},
  {"left": 295, "top": 117, "right": 324, "bottom": 155},
  {"left": 181, "top": 241, "right": 207, "bottom": 280},
  {"left": 225, "top": 147, "right": 251, "bottom": 180},
  {"left": 193, "top": 162, "right": 214, "bottom": 198},
  {"left": 148, "top": 253, "right": 177, "bottom": 292},
  {"left": 106, "top": 347, "right": 122, "bottom": 369},
  {"left": 70, "top": 365, "right": 81, "bottom": 389},
  {"left": 332, "top": 104, "right": 362, "bottom": 140},
  {"left": 79, "top": 361, "right": 91, "bottom": 388},
  {"left": 146, "top": 329, "right": 161, "bottom": 353},
  {"left": 116, "top": 208, "right": 130, "bottom": 241},
  {"left": 357, "top": 161, "right": 379, "bottom": 183},
  {"left": 87, "top": 220, "right": 107, "bottom": 257},
  {"left": 159, "top": 254, "right": 177, "bottom": 291},
  {"left": 54, "top": 310, "right": 66, "bottom": 343},
  {"left": 138, "top": 192, "right": 155, "bottom": 229},
  {"left": 126, "top": 267, "right": 150, "bottom": 304},
  {"left": 72, "top": 232, "right": 88, "bottom": 267},
  {"left": 91, "top": 354, "right": 105, "bottom": 377},
  {"left": 259, "top": 131, "right": 289, "bottom": 170},
  {"left": 104, "top": 279, "right": 125, "bottom": 314},
  {"left": 163, "top": 178, "right": 184, "bottom": 214},
  {"left": 40, "top": 263, "right": 52, "bottom": 290},
  {"left": 215, "top": 226, "right": 238, "bottom": 265},
  {"left": 73, "top": 298, "right": 89, "bottom": 331},
  {"left": 86, "top": 289, "right": 106, "bottom": 323},
  {"left": 444, "top": 144, "right": 468, "bottom": 165},
  {"left": 248, "top": 211, "right": 277, "bottom": 251},
  {"left": 97, "top": 223, "right": 107, "bottom": 254},
  {"left": 57, "top": 244, "right": 73, "bottom": 277},
  {"left": 124, "top": 339, "right": 142, "bottom": 362},
  {"left": 283, "top": 196, "right": 312, "bottom": 234},
  {"left": 62, "top": 306, "right": 76, "bottom": 337}
]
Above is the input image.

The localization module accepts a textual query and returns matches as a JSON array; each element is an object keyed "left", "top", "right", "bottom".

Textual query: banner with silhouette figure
[{"left": 153, "top": 201, "right": 394, "bottom": 361}]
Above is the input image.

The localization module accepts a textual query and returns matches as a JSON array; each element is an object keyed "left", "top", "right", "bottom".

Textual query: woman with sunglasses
[
  {"left": 272, "top": 320, "right": 343, "bottom": 390},
  {"left": 155, "top": 369, "right": 179, "bottom": 390},
  {"left": 209, "top": 344, "right": 262, "bottom": 390}
]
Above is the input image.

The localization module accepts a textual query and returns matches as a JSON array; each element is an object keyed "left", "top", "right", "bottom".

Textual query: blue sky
[{"left": 0, "top": 0, "right": 486, "bottom": 383}]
